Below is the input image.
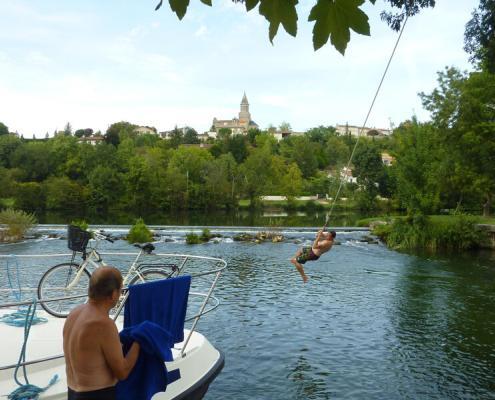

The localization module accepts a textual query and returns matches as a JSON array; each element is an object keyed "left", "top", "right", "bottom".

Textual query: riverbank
[{"left": 357, "top": 215, "right": 495, "bottom": 250}]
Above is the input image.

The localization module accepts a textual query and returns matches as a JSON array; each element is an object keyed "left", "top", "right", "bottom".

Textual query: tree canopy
[
  {"left": 464, "top": 0, "right": 495, "bottom": 72},
  {"left": 0, "top": 122, "right": 8, "bottom": 136}
]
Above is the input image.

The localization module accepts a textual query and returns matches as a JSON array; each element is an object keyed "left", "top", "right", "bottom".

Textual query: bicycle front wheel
[{"left": 37, "top": 263, "right": 91, "bottom": 318}]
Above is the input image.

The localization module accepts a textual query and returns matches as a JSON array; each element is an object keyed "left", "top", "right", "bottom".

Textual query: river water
[{"left": 1, "top": 226, "right": 495, "bottom": 399}]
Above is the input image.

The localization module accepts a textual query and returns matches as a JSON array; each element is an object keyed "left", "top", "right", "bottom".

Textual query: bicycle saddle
[{"left": 134, "top": 243, "right": 155, "bottom": 254}]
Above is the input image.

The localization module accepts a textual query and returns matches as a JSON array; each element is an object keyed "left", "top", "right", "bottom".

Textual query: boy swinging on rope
[{"left": 291, "top": 229, "right": 336, "bottom": 283}]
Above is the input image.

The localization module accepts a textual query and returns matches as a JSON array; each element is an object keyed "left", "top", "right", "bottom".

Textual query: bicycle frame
[{"left": 65, "top": 234, "right": 149, "bottom": 290}]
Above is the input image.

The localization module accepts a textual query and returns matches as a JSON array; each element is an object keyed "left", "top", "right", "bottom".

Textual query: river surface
[{"left": 1, "top": 226, "right": 495, "bottom": 399}]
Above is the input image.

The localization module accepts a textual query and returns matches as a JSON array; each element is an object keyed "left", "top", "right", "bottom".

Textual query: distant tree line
[
  {"left": 1, "top": 0, "right": 493, "bottom": 218},
  {"left": 0, "top": 120, "right": 392, "bottom": 215}
]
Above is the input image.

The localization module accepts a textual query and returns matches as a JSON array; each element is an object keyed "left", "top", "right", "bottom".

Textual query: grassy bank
[
  {"left": 357, "top": 215, "right": 495, "bottom": 227},
  {"left": 363, "top": 214, "right": 492, "bottom": 251}
]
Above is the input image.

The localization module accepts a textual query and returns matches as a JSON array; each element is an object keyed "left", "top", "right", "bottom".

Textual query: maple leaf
[
  {"left": 258, "top": 0, "right": 298, "bottom": 43},
  {"left": 169, "top": 0, "right": 190, "bottom": 20},
  {"left": 309, "top": 0, "right": 370, "bottom": 53}
]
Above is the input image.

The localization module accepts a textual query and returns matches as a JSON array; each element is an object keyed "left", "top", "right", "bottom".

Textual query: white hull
[{"left": 0, "top": 310, "right": 224, "bottom": 400}]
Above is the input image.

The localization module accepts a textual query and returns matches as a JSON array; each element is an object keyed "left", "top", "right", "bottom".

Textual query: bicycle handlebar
[{"left": 94, "top": 230, "right": 114, "bottom": 243}]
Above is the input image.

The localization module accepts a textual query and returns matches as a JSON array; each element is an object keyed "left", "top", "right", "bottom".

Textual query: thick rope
[
  {"left": 8, "top": 299, "right": 58, "bottom": 400},
  {"left": 1, "top": 256, "right": 47, "bottom": 327},
  {"left": 324, "top": 16, "right": 409, "bottom": 230}
]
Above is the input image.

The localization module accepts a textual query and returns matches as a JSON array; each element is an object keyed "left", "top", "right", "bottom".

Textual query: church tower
[{"left": 238, "top": 92, "right": 251, "bottom": 125}]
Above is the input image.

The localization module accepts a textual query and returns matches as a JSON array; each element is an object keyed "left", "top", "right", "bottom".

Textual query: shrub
[
  {"left": 0, "top": 208, "right": 38, "bottom": 241},
  {"left": 71, "top": 219, "right": 89, "bottom": 232},
  {"left": 127, "top": 218, "right": 153, "bottom": 244},
  {"left": 200, "top": 228, "right": 212, "bottom": 242},
  {"left": 374, "top": 214, "right": 487, "bottom": 251},
  {"left": 186, "top": 232, "right": 201, "bottom": 244}
]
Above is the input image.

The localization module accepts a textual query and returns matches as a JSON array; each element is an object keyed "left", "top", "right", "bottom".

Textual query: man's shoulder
[{"left": 72, "top": 307, "right": 114, "bottom": 331}]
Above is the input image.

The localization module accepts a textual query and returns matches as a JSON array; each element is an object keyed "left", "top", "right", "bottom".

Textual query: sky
[{"left": 0, "top": 0, "right": 479, "bottom": 137}]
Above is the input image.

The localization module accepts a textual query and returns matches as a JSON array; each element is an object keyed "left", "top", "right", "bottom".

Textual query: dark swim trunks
[
  {"left": 68, "top": 386, "right": 116, "bottom": 400},
  {"left": 296, "top": 247, "right": 319, "bottom": 264}
]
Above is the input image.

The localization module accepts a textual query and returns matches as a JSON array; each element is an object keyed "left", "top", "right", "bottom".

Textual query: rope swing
[{"left": 323, "top": 16, "right": 409, "bottom": 231}]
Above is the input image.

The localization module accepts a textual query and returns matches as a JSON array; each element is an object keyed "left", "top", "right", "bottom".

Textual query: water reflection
[
  {"left": 390, "top": 253, "right": 495, "bottom": 398},
  {"left": 288, "top": 355, "right": 331, "bottom": 400},
  {"left": 36, "top": 210, "right": 376, "bottom": 227}
]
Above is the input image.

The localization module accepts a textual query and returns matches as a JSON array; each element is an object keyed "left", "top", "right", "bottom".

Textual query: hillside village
[{"left": 47, "top": 93, "right": 392, "bottom": 145}]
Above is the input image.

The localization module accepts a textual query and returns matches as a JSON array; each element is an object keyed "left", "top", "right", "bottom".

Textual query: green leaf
[
  {"left": 155, "top": 0, "right": 163, "bottom": 11},
  {"left": 309, "top": 0, "right": 370, "bottom": 53},
  {"left": 259, "top": 0, "right": 298, "bottom": 43},
  {"left": 245, "top": 0, "right": 260, "bottom": 12},
  {"left": 169, "top": 0, "right": 190, "bottom": 20},
  {"left": 200, "top": 0, "right": 212, "bottom": 5}
]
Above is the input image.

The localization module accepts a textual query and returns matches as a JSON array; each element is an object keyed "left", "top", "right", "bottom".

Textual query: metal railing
[{"left": 0, "top": 252, "right": 227, "bottom": 370}]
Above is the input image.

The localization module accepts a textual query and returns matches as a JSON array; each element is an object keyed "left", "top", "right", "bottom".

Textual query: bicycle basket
[{"left": 68, "top": 225, "right": 91, "bottom": 252}]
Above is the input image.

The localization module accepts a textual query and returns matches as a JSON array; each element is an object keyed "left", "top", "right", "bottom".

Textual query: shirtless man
[
  {"left": 63, "top": 266, "right": 140, "bottom": 400},
  {"left": 290, "top": 230, "right": 336, "bottom": 283}
]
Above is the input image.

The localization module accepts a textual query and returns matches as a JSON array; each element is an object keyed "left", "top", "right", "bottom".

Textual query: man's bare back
[
  {"left": 64, "top": 304, "right": 119, "bottom": 391},
  {"left": 63, "top": 266, "right": 139, "bottom": 397}
]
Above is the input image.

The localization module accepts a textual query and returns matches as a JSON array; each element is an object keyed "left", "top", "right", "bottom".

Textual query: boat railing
[{"left": 0, "top": 252, "right": 227, "bottom": 368}]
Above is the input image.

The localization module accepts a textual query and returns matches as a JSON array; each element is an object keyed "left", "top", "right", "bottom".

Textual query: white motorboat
[{"left": 0, "top": 252, "right": 226, "bottom": 400}]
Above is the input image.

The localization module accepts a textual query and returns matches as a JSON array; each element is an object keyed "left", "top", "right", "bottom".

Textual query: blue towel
[
  {"left": 123, "top": 275, "right": 191, "bottom": 343},
  {"left": 116, "top": 321, "right": 173, "bottom": 400},
  {"left": 116, "top": 276, "right": 191, "bottom": 400}
]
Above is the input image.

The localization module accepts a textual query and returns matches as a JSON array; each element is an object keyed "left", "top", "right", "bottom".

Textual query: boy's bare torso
[{"left": 312, "top": 237, "right": 333, "bottom": 256}]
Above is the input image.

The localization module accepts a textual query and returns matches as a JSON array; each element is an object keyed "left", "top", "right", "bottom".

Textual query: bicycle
[{"left": 37, "top": 225, "right": 177, "bottom": 318}]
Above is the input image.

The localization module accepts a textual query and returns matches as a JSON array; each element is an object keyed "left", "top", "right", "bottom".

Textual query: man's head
[
  {"left": 325, "top": 230, "right": 336, "bottom": 241},
  {"left": 88, "top": 266, "right": 123, "bottom": 305}
]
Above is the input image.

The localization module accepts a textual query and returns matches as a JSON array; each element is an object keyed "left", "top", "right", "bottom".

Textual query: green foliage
[
  {"left": 185, "top": 232, "right": 201, "bottom": 244},
  {"left": 183, "top": 128, "right": 200, "bottom": 144},
  {"left": 464, "top": 0, "right": 495, "bottom": 72},
  {"left": 326, "top": 135, "right": 350, "bottom": 167},
  {"left": 309, "top": 0, "right": 370, "bottom": 53},
  {"left": 14, "top": 182, "right": 45, "bottom": 211},
  {"left": 0, "top": 208, "right": 38, "bottom": 240},
  {"left": 63, "top": 122, "right": 73, "bottom": 136},
  {"left": 352, "top": 144, "right": 384, "bottom": 211},
  {"left": 10, "top": 141, "right": 54, "bottom": 181},
  {"left": 74, "top": 128, "right": 93, "bottom": 138},
  {"left": 200, "top": 228, "right": 213, "bottom": 241},
  {"left": 0, "top": 122, "right": 9, "bottom": 136},
  {"left": 279, "top": 136, "right": 318, "bottom": 178},
  {"left": 70, "top": 219, "right": 89, "bottom": 231},
  {"left": 420, "top": 67, "right": 495, "bottom": 215},
  {"left": 391, "top": 120, "right": 442, "bottom": 214},
  {"left": 0, "top": 134, "right": 22, "bottom": 168},
  {"left": 105, "top": 121, "right": 136, "bottom": 146},
  {"left": 375, "top": 214, "right": 487, "bottom": 251},
  {"left": 44, "top": 177, "right": 86, "bottom": 211},
  {"left": 280, "top": 162, "right": 303, "bottom": 198},
  {"left": 127, "top": 218, "right": 153, "bottom": 244},
  {"left": 258, "top": 0, "right": 298, "bottom": 43}
]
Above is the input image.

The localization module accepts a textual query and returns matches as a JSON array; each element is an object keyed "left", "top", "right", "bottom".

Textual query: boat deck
[{"left": 0, "top": 309, "right": 216, "bottom": 400}]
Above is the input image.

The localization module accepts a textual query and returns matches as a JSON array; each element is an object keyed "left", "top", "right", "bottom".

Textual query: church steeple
[{"left": 239, "top": 92, "right": 251, "bottom": 123}]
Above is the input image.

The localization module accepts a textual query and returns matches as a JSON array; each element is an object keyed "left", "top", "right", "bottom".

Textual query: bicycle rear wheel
[
  {"left": 129, "top": 268, "right": 171, "bottom": 285},
  {"left": 37, "top": 263, "right": 91, "bottom": 318}
]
